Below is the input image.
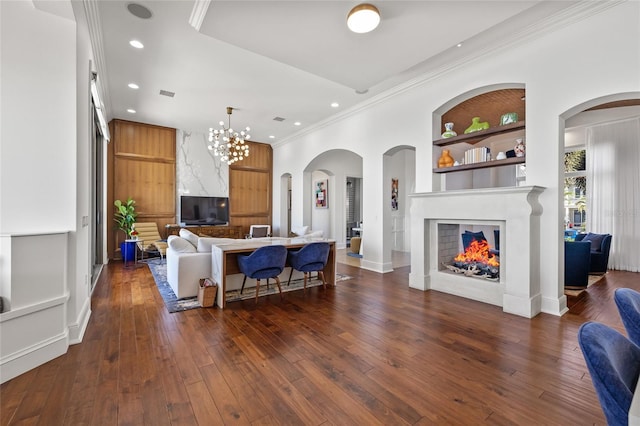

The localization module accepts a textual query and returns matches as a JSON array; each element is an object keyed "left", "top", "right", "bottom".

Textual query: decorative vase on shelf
[
  {"left": 441, "top": 122, "right": 457, "bottom": 138},
  {"left": 514, "top": 138, "right": 526, "bottom": 157},
  {"left": 437, "top": 149, "right": 455, "bottom": 168},
  {"left": 464, "top": 117, "right": 490, "bottom": 134}
]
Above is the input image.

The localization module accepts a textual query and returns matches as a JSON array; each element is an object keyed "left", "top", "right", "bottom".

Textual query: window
[{"left": 564, "top": 148, "right": 586, "bottom": 230}]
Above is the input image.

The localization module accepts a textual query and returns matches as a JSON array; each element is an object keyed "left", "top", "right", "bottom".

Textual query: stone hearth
[{"left": 409, "top": 186, "right": 544, "bottom": 318}]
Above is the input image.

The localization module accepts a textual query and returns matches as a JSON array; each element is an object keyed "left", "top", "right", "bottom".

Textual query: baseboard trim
[
  {"left": 68, "top": 298, "right": 92, "bottom": 344},
  {"left": 1, "top": 331, "right": 69, "bottom": 384}
]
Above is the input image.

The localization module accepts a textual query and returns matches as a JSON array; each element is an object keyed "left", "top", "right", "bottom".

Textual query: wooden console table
[
  {"left": 165, "top": 224, "right": 243, "bottom": 239},
  {"left": 211, "top": 237, "right": 336, "bottom": 308}
]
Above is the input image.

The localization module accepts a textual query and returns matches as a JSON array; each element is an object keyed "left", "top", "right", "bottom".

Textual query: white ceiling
[{"left": 95, "top": 1, "right": 579, "bottom": 144}]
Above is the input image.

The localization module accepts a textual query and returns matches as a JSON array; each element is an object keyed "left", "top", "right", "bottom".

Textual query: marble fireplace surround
[{"left": 409, "top": 186, "right": 545, "bottom": 318}]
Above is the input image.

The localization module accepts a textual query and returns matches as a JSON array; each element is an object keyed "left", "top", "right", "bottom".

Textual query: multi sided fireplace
[
  {"left": 439, "top": 223, "right": 500, "bottom": 281},
  {"left": 409, "top": 186, "right": 544, "bottom": 318}
]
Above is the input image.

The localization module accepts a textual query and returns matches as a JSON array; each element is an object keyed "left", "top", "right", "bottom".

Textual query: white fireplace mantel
[{"left": 408, "top": 186, "right": 545, "bottom": 318}]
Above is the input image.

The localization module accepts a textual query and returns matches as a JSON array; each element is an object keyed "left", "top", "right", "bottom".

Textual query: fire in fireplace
[{"left": 445, "top": 238, "right": 500, "bottom": 281}]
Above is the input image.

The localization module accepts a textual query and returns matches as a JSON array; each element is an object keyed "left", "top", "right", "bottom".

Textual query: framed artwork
[
  {"left": 315, "top": 179, "right": 328, "bottom": 208},
  {"left": 391, "top": 178, "right": 399, "bottom": 210}
]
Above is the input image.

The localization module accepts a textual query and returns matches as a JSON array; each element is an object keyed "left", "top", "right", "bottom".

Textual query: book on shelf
[{"left": 464, "top": 147, "right": 491, "bottom": 165}]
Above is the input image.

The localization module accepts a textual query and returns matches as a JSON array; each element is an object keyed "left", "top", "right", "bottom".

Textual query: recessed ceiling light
[
  {"left": 269, "top": 135, "right": 275, "bottom": 139},
  {"left": 128, "top": 83, "right": 139, "bottom": 89},
  {"left": 129, "top": 39, "right": 144, "bottom": 49},
  {"left": 457, "top": 43, "right": 463, "bottom": 48},
  {"left": 294, "top": 122, "right": 301, "bottom": 126},
  {"left": 127, "top": 109, "right": 136, "bottom": 114},
  {"left": 331, "top": 102, "right": 339, "bottom": 108}
]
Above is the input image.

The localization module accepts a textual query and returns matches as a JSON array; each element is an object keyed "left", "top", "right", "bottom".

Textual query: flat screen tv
[{"left": 180, "top": 196, "right": 229, "bottom": 226}]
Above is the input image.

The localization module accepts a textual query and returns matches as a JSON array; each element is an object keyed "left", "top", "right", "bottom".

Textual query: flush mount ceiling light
[
  {"left": 208, "top": 107, "right": 250, "bottom": 165},
  {"left": 347, "top": 3, "right": 380, "bottom": 34}
]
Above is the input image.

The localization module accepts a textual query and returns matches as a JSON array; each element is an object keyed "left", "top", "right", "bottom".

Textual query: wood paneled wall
[
  {"left": 229, "top": 141, "right": 272, "bottom": 236},
  {"left": 108, "top": 120, "right": 176, "bottom": 259}
]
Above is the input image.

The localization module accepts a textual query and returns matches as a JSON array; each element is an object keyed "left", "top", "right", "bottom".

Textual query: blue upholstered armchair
[
  {"left": 564, "top": 241, "right": 591, "bottom": 289},
  {"left": 578, "top": 322, "right": 640, "bottom": 426},
  {"left": 237, "top": 245, "right": 287, "bottom": 303},
  {"left": 614, "top": 288, "right": 640, "bottom": 347},
  {"left": 287, "top": 242, "right": 331, "bottom": 292},
  {"left": 575, "top": 233, "right": 612, "bottom": 274}
]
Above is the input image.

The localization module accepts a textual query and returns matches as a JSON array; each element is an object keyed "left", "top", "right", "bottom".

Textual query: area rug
[
  {"left": 144, "top": 258, "right": 201, "bottom": 312},
  {"left": 564, "top": 273, "right": 606, "bottom": 297},
  {"left": 144, "top": 258, "right": 352, "bottom": 312},
  {"left": 225, "top": 272, "right": 352, "bottom": 304}
]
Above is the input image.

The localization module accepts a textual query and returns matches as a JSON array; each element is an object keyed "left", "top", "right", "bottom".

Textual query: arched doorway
[{"left": 560, "top": 94, "right": 640, "bottom": 277}]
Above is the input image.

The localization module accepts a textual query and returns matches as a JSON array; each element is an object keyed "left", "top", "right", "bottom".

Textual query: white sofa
[
  {"left": 291, "top": 225, "right": 323, "bottom": 239},
  {"left": 166, "top": 229, "right": 239, "bottom": 298},
  {"left": 167, "top": 229, "right": 309, "bottom": 299}
]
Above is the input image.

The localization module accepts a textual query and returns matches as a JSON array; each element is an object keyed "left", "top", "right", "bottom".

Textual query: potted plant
[{"left": 114, "top": 197, "right": 137, "bottom": 261}]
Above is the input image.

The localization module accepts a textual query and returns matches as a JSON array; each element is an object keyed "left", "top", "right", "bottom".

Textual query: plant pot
[{"left": 120, "top": 241, "right": 136, "bottom": 262}]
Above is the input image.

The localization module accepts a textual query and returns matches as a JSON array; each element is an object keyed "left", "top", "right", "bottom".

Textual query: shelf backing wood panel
[{"left": 441, "top": 89, "right": 525, "bottom": 135}]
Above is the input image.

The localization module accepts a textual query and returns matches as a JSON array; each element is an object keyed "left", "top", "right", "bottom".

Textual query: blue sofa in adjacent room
[
  {"left": 565, "top": 240, "right": 592, "bottom": 289},
  {"left": 575, "top": 233, "right": 612, "bottom": 274}
]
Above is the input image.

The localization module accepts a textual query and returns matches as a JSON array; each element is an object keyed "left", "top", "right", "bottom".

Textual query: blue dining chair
[
  {"left": 237, "top": 245, "right": 287, "bottom": 303},
  {"left": 614, "top": 288, "right": 640, "bottom": 347},
  {"left": 578, "top": 321, "right": 640, "bottom": 426},
  {"left": 287, "top": 242, "right": 331, "bottom": 292}
]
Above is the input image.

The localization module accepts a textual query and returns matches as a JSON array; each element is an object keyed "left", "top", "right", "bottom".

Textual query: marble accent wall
[{"left": 176, "top": 130, "right": 228, "bottom": 197}]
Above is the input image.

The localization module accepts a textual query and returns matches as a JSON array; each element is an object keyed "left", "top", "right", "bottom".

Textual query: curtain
[{"left": 586, "top": 117, "right": 640, "bottom": 272}]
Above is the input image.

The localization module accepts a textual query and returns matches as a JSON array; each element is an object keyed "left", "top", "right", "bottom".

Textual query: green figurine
[{"left": 464, "top": 117, "right": 490, "bottom": 134}]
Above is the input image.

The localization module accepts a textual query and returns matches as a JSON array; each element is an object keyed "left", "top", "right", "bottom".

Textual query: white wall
[
  {"left": 1, "top": 1, "right": 76, "bottom": 231},
  {"left": 273, "top": 1, "right": 640, "bottom": 315},
  {"left": 0, "top": 0, "right": 95, "bottom": 383}
]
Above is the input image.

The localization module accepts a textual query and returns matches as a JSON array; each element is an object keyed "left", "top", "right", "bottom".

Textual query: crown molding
[
  {"left": 83, "top": 0, "right": 112, "bottom": 121},
  {"left": 274, "top": 0, "right": 626, "bottom": 149},
  {"left": 189, "top": 0, "right": 212, "bottom": 31}
]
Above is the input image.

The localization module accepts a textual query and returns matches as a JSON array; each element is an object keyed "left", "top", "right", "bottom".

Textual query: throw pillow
[
  {"left": 197, "top": 237, "right": 236, "bottom": 253},
  {"left": 168, "top": 235, "right": 197, "bottom": 253},
  {"left": 583, "top": 233, "right": 605, "bottom": 251},
  {"left": 179, "top": 228, "right": 199, "bottom": 247},
  {"left": 292, "top": 225, "right": 309, "bottom": 236},
  {"left": 461, "top": 231, "right": 486, "bottom": 250}
]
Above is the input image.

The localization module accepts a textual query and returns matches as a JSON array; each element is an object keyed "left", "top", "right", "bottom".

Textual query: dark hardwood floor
[{"left": 2, "top": 262, "right": 638, "bottom": 425}]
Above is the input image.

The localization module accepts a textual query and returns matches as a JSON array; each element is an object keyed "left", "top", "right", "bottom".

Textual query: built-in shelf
[
  {"left": 433, "top": 156, "right": 525, "bottom": 174},
  {"left": 433, "top": 121, "right": 525, "bottom": 147}
]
